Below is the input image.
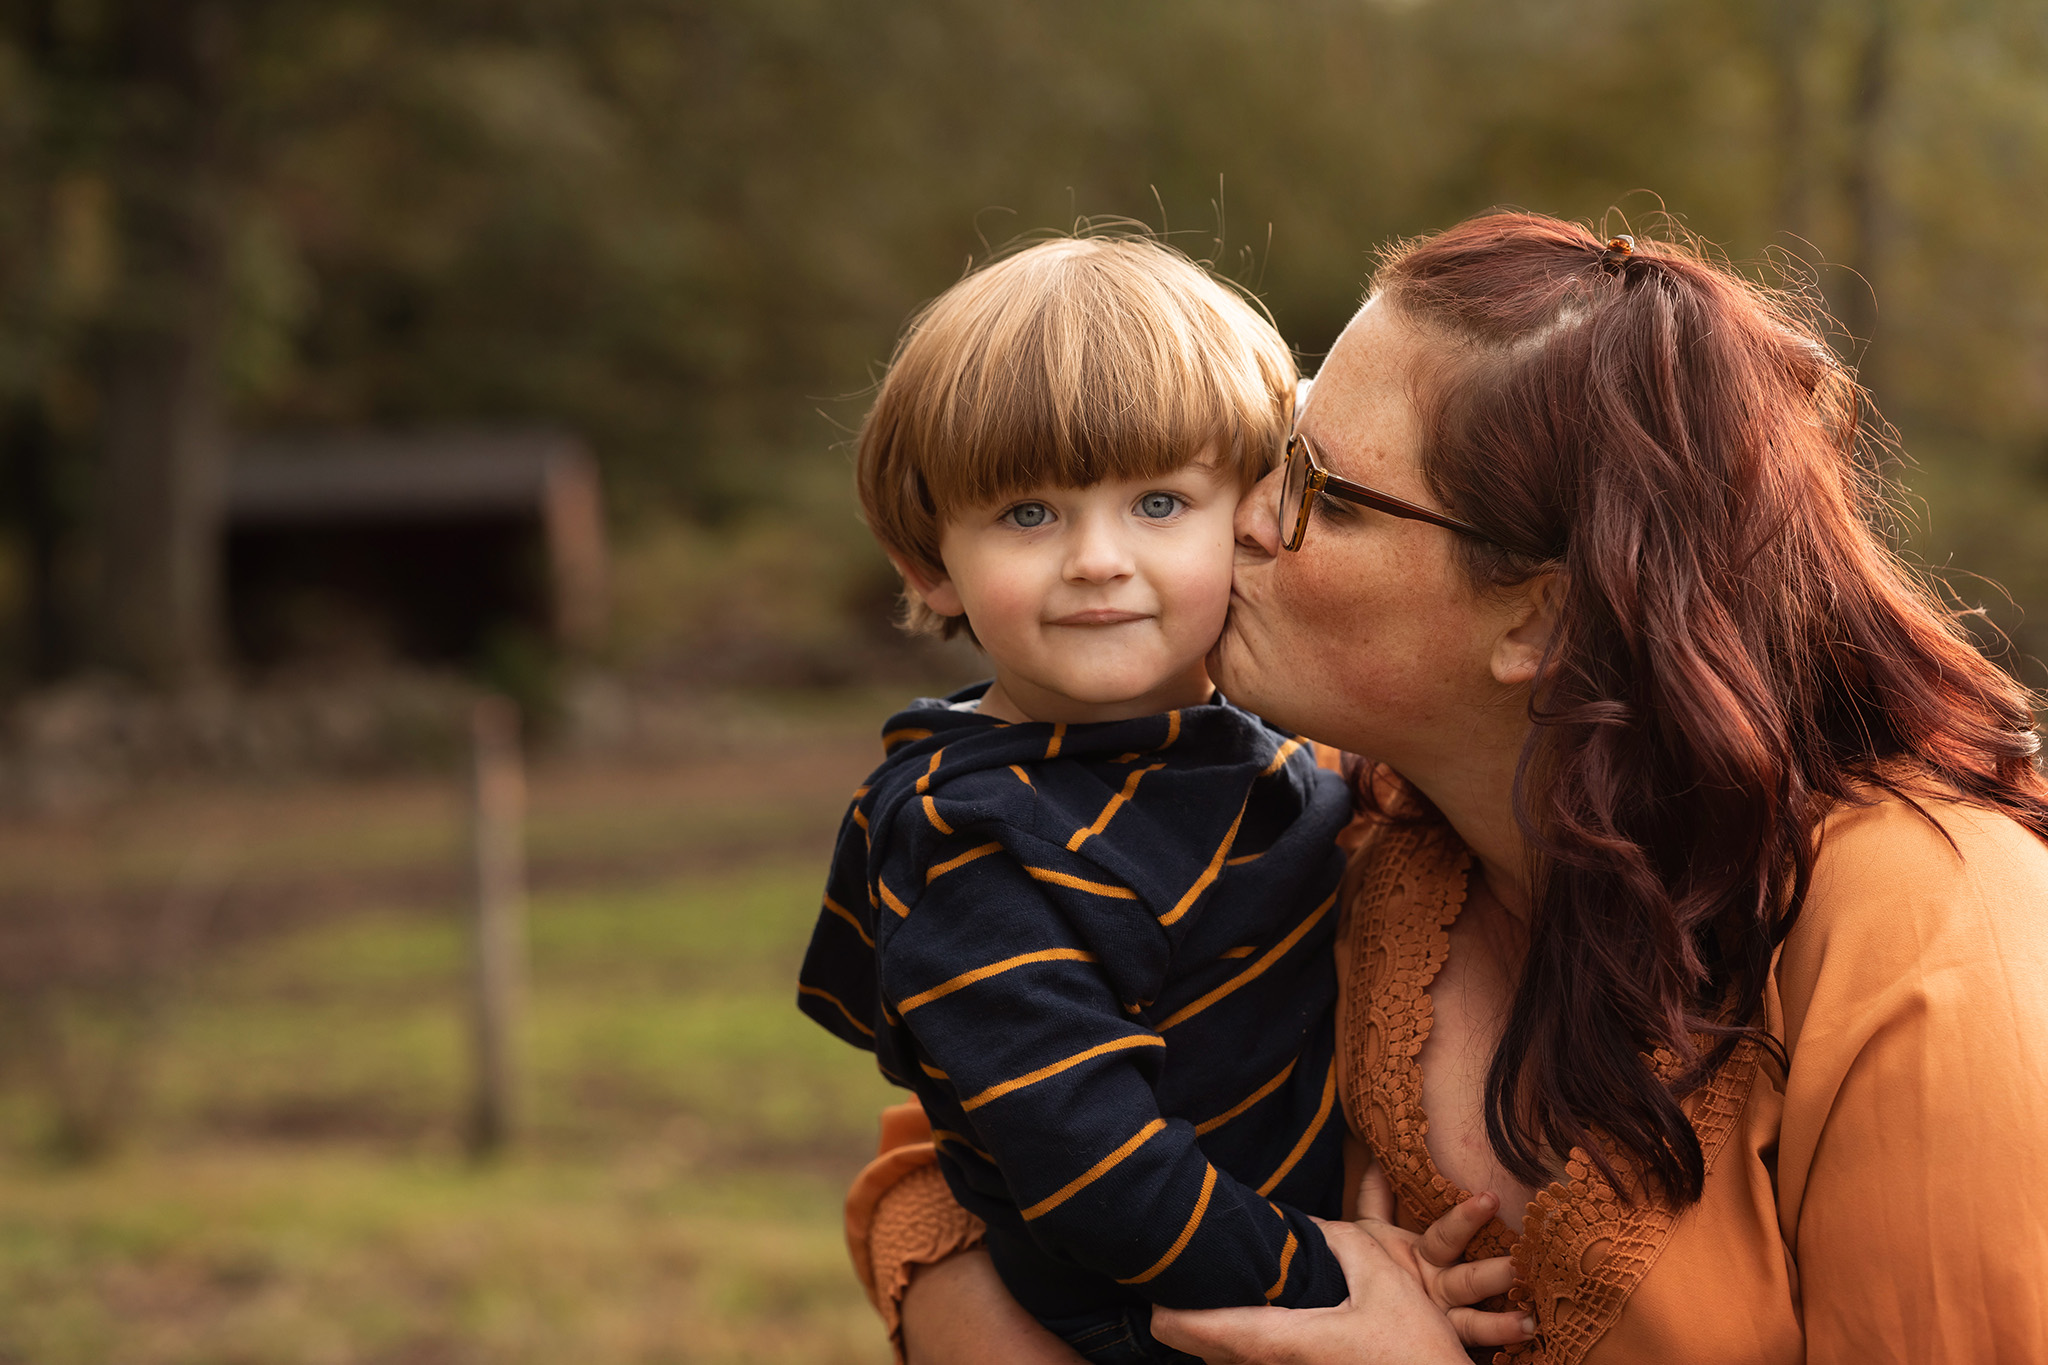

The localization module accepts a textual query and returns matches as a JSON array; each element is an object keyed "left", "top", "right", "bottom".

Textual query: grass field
[{"left": 0, "top": 695, "right": 917, "bottom": 1364}]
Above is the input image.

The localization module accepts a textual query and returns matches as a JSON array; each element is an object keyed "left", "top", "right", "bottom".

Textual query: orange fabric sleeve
[
  {"left": 846, "top": 1100, "right": 987, "bottom": 1358},
  {"left": 1773, "top": 794, "right": 2048, "bottom": 1363}
]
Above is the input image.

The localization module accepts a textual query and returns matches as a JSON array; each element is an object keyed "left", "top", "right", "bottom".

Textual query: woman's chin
[{"left": 1207, "top": 630, "right": 1258, "bottom": 709}]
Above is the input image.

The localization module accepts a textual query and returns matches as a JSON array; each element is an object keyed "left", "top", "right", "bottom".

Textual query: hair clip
[{"left": 1599, "top": 234, "right": 1635, "bottom": 273}]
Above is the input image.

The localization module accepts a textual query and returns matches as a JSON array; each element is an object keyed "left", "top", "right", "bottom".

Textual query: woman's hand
[
  {"left": 1151, "top": 1164, "right": 1533, "bottom": 1364},
  {"left": 1347, "top": 1164, "right": 1528, "bottom": 1341}
]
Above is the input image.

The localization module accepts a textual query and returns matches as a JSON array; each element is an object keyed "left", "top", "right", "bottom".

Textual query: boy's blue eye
[
  {"left": 1137, "top": 492, "right": 1182, "bottom": 520},
  {"left": 1007, "top": 503, "right": 1051, "bottom": 528}
]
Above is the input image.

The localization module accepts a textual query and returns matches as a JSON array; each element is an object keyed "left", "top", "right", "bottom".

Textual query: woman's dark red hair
[{"left": 1373, "top": 212, "right": 2048, "bottom": 1202}]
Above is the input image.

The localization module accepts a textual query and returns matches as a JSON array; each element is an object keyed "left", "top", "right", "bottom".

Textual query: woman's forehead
[{"left": 1299, "top": 300, "right": 1426, "bottom": 479}]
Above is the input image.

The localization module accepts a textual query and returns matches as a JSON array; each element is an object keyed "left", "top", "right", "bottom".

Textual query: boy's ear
[
  {"left": 1490, "top": 571, "right": 1559, "bottom": 687},
  {"left": 888, "top": 551, "right": 965, "bottom": 620}
]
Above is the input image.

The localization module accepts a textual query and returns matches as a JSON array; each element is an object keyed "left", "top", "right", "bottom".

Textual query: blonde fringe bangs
[{"left": 857, "top": 236, "right": 1297, "bottom": 638}]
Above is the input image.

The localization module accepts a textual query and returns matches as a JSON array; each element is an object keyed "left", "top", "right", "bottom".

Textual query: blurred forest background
[
  {"left": 0, "top": 1, "right": 2044, "bottom": 1362},
  {"left": 1, "top": 0, "right": 2045, "bottom": 700}
]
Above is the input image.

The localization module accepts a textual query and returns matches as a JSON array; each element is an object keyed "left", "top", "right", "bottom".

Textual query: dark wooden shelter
[{"left": 224, "top": 430, "right": 607, "bottom": 669}]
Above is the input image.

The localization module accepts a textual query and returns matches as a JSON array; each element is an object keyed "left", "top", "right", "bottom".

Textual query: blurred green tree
[{"left": 0, "top": 0, "right": 2041, "bottom": 687}]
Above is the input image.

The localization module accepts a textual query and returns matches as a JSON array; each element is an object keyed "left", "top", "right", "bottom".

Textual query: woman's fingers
[
  {"left": 1158, "top": 1222, "right": 1479, "bottom": 1365},
  {"left": 1434, "top": 1254, "right": 1517, "bottom": 1307},
  {"left": 1446, "top": 1305, "right": 1539, "bottom": 1349},
  {"left": 1149, "top": 1304, "right": 1291, "bottom": 1365},
  {"left": 1416, "top": 1190, "right": 1499, "bottom": 1267}
]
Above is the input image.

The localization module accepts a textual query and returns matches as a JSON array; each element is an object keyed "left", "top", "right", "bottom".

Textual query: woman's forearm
[{"left": 899, "top": 1249, "right": 1086, "bottom": 1365}]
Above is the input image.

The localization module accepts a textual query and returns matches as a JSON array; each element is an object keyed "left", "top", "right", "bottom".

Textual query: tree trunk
[
  {"left": 91, "top": 0, "right": 232, "bottom": 684},
  {"left": 3, "top": 402, "right": 69, "bottom": 680}
]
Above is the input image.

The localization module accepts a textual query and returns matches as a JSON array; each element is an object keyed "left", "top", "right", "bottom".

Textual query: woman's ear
[
  {"left": 888, "top": 551, "right": 964, "bottom": 620},
  {"left": 1490, "top": 572, "right": 1559, "bottom": 687}
]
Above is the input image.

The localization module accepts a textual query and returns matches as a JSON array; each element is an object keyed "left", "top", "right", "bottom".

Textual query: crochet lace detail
[{"left": 1337, "top": 818, "right": 1761, "bottom": 1365}]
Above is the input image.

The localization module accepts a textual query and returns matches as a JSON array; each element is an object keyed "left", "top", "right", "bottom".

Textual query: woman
[{"left": 857, "top": 212, "right": 2048, "bottom": 1364}]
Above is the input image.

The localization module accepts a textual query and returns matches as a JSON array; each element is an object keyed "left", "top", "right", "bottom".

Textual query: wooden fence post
[{"left": 466, "top": 695, "right": 527, "bottom": 1158}]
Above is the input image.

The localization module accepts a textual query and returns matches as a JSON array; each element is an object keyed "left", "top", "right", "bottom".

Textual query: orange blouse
[
  {"left": 1344, "top": 789, "right": 2048, "bottom": 1363},
  {"left": 853, "top": 787, "right": 2048, "bottom": 1363}
]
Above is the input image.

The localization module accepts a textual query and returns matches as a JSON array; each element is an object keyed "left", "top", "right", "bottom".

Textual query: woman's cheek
[
  {"left": 1270, "top": 554, "right": 1379, "bottom": 718},
  {"left": 1271, "top": 548, "right": 1341, "bottom": 640}
]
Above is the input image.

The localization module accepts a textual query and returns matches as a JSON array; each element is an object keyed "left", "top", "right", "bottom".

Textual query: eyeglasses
[{"left": 1278, "top": 431, "right": 1493, "bottom": 552}]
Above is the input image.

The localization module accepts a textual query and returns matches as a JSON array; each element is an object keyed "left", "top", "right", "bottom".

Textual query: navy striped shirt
[{"left": 798, "top": 684, "right": 1352, "bottom": 1326}]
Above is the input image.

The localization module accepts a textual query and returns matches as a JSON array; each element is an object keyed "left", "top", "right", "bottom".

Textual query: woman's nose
[{"left": 1236, "top": 467, "right": 1283, "bottom": 559}]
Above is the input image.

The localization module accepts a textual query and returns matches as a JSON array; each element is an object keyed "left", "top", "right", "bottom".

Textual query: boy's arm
[{"left": 886, "top": 850, "right": 1346, "bottom": 1313}]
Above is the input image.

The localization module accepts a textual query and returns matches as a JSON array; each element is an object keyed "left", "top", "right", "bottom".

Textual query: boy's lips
[{"left": 1048, "top": 608, "right": 1150, "bottom": 626}]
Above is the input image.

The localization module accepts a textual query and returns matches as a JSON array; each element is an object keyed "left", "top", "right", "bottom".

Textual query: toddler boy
[{"left": 798, "top": 237, "right": 1351, "bottom": 1364}]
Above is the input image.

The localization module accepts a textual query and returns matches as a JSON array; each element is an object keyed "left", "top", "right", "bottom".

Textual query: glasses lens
[{"left": 1280, "top": 437, "right": 1310, "bottom": 549}]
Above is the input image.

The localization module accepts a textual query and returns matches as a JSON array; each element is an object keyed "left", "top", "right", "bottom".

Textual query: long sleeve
[
  {"left": 1773, "top": 794, "right": 2048, "bottom": 1363},
  {"left": 882, "top": 843, "right": 1345, "bottom": 1313}
]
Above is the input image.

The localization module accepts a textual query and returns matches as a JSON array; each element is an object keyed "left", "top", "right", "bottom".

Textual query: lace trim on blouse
[{"left": 1337, "top": 818, "right": 1761, "bottom": 1365}]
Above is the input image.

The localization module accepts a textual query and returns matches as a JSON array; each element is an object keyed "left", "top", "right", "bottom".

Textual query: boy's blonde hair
[{"left": 857, "top": 235, "right": 1299, "bottom": 637}]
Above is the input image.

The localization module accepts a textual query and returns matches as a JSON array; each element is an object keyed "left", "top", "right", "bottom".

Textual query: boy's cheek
[
  {"left": 955, "top": 580, "right": 1037, "bottom": 650},
  {"left": 1167, "top": 552, "right": 1238, "bottom": 626}
]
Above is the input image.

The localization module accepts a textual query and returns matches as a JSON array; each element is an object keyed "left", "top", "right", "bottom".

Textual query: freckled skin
[
  {"left": 1214, "top": 299, "right": 1546, "bottom": 1223},
  {"left": 1211, "top": 302, "right": 1512, "bottom": 771},
  {"left": 914, "top": 461, "right": 1241, "bottom": 726}
]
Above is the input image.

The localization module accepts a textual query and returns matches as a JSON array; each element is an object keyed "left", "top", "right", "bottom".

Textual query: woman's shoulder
[
  {"left": 1804, "top": 780, "right": 2048, "bottom": 919},
  {"left": 1778, "top": 781, "right": 2048, "bottom": 1038}
]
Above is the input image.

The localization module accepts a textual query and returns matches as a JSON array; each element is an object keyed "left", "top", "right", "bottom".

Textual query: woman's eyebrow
[{"left": 1300, "top": 424, "right": 1362, "bottom": 474}]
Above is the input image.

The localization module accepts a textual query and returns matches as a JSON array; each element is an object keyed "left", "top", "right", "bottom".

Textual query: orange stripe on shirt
[
  {"left": 1020, "top": 1118, "right": 1167, "bottom": 1221},
  {"left": 1118, "top": 1164, "right": 1218, "bottom": 1285},
  {"left": 1159, "top": 803, "right": 1248, "bottom": 926},
  {"left": 1026, "top": 866, "right": 1139, "bottom": 899},
  {"left": 927, "top": 841, "right": 1001, "bottom": 883},
  {"left": 896, "top": 947, "right": 1099, "bottom": 1014},
  {"left": 1067, "top": 764, "right": 1164, "bottom": 852},
  {"left": 1045, "top": 723, "right": 1066, "bottom": 759},
  {"left": 1158, "top": 889, "right": 1338, "bottom": 1029},
  {"left": 1194, "top": 1057, "right": 1298, "bottom": 1135},
  {"left": 1264, "top": 1231, "right": 1300, "bottom": 1301},
  {"left": 961, "top": 1034, "right": 1165, "bottom": 1112},
  {"left": 821, "top": 894, "right": 873, "bottom": 947},
  {"left": 798, "top": 985, "right": 873, "bottom": 1037},
  {"left": 1256, "top": 1058, "right": 1337, "bottom": 1196},
  {"left": 915, "top": 753, "right": 953, "bottom": 832},
  {"left": 1261, "top": 736, "right": 1305, "bottom": 776},
  {"left": 932, "top": 1128, "right": 993, "bottom": 1163},
  {"left": 883, "top": 727, "right": 932, "bottom": 750},
  {"left": 878, "top": 879, "right": 912, "bottom": 919}
]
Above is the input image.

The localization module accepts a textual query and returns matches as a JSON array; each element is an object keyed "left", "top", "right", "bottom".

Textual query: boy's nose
[{"left": 1063, "top": 513, "right": 1135, "bottom": 583}]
